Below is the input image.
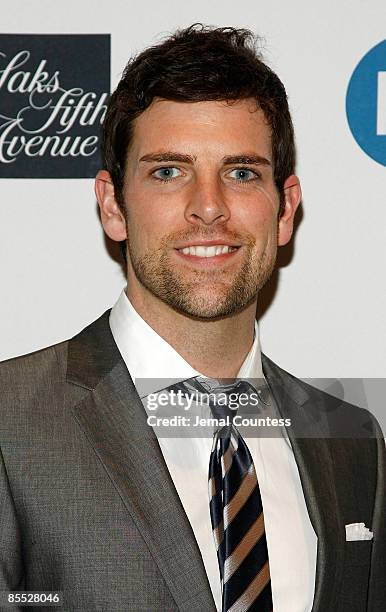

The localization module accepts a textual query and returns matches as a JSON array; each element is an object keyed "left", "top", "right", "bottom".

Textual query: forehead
[{"left": 128, "top": 98, "right": 272, "bottom": 162}]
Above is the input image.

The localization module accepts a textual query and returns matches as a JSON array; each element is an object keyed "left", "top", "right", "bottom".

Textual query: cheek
[
  {"left": 251, "top": 219, "right": 278, "bottom": 253},
  {"left": 127, "top": 218, "right": 155, "bottom": 253},
  {"left": 252, "top": 184, "right": 280, "bottom": 213},
  {"left": 125, "top": 205, "right": 176, "bottom": 255},
  {"left": 237, "top": 189, "right": 279, "bottom": 238},
  {"left": 125, "top": 182, "right": 179, "bottom": 221}
]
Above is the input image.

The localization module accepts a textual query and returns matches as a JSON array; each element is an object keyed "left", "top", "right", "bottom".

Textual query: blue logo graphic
[{"left": 346, "top": 39, "right": 386, "bottom": 166}]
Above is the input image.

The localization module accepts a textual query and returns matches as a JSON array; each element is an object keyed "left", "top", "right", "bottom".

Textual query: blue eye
[
  {"left": 228, "top": 168, "right": 259, "bottom": 182},
  {"left": 152, "top": 167, "right": 182, "bottom": 181}
]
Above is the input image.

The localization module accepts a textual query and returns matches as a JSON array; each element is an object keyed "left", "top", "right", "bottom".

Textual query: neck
[{"left": 126, "top": 285, "right": 257, "bottom": 379}]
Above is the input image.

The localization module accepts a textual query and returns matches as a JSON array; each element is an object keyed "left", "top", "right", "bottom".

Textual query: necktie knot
[{"left": 193, "top": 377, "right": 259, "bottom": 427}]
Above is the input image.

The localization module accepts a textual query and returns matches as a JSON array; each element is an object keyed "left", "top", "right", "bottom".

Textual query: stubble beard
[{"left": 126, "top": 234, "right": 277, "bottom": 320}]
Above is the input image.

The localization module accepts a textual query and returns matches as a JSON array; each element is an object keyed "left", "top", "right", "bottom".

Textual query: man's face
[{"left": 103, "top": 98, "right": 299, "bottom": 319}]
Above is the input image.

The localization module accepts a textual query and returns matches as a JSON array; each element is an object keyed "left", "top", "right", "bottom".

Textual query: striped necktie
[{"left": 186, "top": 377, "right": 273, "bottom": 612}]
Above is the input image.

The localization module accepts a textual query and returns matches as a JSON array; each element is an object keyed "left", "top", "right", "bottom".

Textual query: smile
[{"left": 177, "top": 245, "right": 239, "bottom": 258}]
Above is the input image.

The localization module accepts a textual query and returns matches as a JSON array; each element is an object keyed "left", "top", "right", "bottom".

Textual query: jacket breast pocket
[{"left": 340, "top": 540, "right": 373, "bottom": 611}]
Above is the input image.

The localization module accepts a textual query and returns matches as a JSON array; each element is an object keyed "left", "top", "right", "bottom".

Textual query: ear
[
  {"left": 278, "top": 175, "right": 302, "bottom": 246},
  {"left": 94, "top": 170, "right": 127, "bottom": 241}
]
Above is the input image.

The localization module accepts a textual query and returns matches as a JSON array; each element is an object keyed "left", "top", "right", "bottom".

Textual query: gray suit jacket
[{"left": 0, "top": 310, "right": 384, "bottom": 611}]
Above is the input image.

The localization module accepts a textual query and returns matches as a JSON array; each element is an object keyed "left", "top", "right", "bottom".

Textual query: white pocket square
[{"left": 345, "top": 522, "right": 373, "bottom": 541}]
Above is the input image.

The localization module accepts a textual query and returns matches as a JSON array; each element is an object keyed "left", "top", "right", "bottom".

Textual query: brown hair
[{"left": 102, "top": 23, "right": 295, "bottom": 214}]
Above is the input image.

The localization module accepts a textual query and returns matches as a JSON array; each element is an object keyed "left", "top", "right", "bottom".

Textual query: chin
[{"left": 165, "top": 291, "right": 255, "bottom": 321}]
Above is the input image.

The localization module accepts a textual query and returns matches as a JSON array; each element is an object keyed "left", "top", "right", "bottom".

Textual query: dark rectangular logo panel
[{"left": 0, "top": 34, "right": 110, "bottom": 178}]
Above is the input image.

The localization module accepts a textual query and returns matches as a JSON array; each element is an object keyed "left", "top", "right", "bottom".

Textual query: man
[{"left": 0, "top": 24, "right": 384, "bottom": 612}]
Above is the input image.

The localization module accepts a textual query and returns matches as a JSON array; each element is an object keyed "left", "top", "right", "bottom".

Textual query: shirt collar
[{"left": 109, "top": 289, "right": 264, "bottom": 397}]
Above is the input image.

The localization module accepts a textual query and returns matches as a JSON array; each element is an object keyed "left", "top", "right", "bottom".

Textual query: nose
[{"left": 184, "top": 176, "right": 231, "bottom": 226}]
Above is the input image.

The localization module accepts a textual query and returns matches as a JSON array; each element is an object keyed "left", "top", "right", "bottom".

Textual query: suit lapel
[
  {"left": 67, "top": 310, "right": 216, "bottom": 611},
  {"left": 262, "top": 354, "right": 345, "bottom": 612}
]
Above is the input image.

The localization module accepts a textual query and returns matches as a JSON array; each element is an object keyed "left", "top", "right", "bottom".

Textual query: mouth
[
  {"left": 174, "top": 243, "right": 241, "bottom": 265},
  {"left": 177, "top": 244, "right": 240, "bottom": 257}
]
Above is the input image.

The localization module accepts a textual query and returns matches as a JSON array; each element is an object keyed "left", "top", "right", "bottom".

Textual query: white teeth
[
  {"left": 179, "top": 245, "right": 237, "bottom": 257},
  {"left": 195, "top": 246, "right": 210, "bottom": 257}
]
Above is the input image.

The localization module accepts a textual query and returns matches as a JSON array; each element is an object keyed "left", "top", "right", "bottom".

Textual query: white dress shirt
[{"left": 110, "top": 289, "right": 317, "bottom": 612}]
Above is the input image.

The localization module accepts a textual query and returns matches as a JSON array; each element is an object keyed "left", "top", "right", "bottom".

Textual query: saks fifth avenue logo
[{"left": 0, "top": 34, "right": 110, "bottom": 178}]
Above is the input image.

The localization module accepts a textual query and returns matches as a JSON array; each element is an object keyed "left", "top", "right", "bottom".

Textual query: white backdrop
[{"left": 1, "top": 0, "right": 385, "bottom": 379}]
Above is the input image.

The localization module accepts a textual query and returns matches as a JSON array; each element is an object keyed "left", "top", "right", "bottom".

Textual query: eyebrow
[
  {"left": 139, "top": 152, "right": 197, "bottom": 164},
  {"left": 138, "top": 151, "right": 271, "bottom": 166},
  {"left": 222, "top": 154, "right": 271, "bottom": 166}
]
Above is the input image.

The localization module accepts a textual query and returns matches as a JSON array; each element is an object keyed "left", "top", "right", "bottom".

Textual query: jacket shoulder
[
  {"left": 262, "top": 353, "right": 384, "bottom": 439},
  {"left": 0, "top": 309, "right": 113, "bottom": 410},
  {"left": 0, "top": 340, "right": 68, "bottom": 384},
  {"left": 0, "top": 340, "right": 70, "bottom": 419}
]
